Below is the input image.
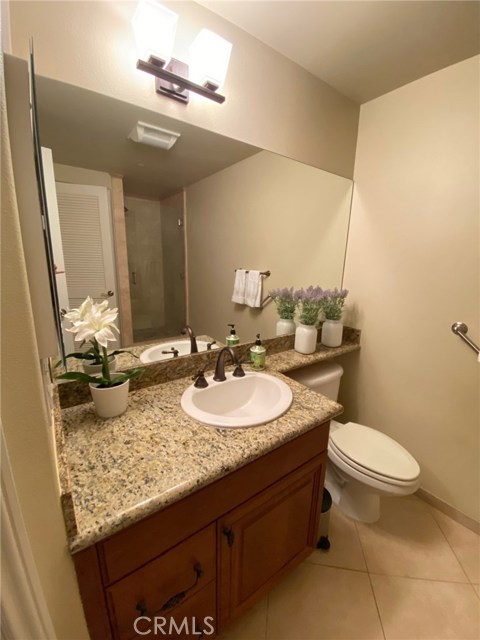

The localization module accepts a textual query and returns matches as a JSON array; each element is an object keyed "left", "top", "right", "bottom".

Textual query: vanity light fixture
[
  {"left": 132, "top": 0, "right": 232, "bottom": 104},
  {"left": 128, "top": 121, "right": 181, "bottom": 150}
]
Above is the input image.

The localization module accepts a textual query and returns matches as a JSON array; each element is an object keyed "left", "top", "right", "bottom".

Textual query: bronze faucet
[
  {"left": 181, "top": 325, "right": 198, "bottom": 354},
  {"left": 213, "top": 347, "right": 245, "bottom": 382}
]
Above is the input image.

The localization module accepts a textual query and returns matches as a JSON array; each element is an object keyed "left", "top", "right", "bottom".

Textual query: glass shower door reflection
[{"left": 124, "top": 195, "right": 186, "bottom": 343}]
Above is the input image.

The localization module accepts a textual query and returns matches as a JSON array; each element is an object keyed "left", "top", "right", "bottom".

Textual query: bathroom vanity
[
  {"left": 55, "top": 335, "right": 360, "bottom": 639},
  {"left": 74, "top": 423, "right": 328, "bottom": 639}
]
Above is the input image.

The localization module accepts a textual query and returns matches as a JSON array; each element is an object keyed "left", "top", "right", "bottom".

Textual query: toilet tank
[{"left": 286, "top": 361, "right": 344, "bottom": 401}]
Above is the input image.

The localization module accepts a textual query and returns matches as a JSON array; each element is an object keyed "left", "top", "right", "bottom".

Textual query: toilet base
[
  {"left": 335, "top": 480, "right": 380, "bottom": 523},
  {"left": 325, "top": 466, "right": 381, "bottom": 523}
]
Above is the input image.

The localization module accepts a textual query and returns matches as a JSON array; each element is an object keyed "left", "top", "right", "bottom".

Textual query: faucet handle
[
  {"left": 162, "top": 348, "right": 179, "bottom": 358},
  {"left": 192, "top": 370, "right": 208, "bottom": 388},
  {"left": 233, "top": 360, "right": 246, "bottom": 378},
  {"left": 206, "top": 340, "right": 217, "bottom": 351}
]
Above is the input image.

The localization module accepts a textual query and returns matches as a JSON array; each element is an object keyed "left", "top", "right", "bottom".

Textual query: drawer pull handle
[
  {"left": 222, "top": 526, "right": 235, "bottom": 546},
  {"left": 136, "top": 563, "right": 203, "bottom": 616}
]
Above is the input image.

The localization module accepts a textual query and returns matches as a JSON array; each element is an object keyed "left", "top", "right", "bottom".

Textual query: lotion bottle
[
  {"left": 226, "top": 324, "right": 240, "bottom": 346},
  {"left": 250, "top": 333, "right": 266, "bottom": 370}
]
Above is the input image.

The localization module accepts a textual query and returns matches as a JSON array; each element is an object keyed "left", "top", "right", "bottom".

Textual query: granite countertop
[{"left": 56, "top": 335, "right": 360, "bottom": 553}]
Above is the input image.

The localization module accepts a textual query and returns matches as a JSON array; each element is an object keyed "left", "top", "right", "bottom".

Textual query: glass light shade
[
  {"left": 132, "top": 0, "right": 178, "bottom": 64},
  {"left": 189, "top": 29, "right": 232, "bottom": 90}
]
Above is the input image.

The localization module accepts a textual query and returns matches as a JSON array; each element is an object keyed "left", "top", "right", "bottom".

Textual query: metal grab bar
[{"left": 451, "top": 322, "right": 480, "bottom": 355}]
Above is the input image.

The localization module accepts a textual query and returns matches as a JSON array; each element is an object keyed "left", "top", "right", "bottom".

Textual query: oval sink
[
  {"left": 181, "top": 372, "right": 293, "bottom": 428},
  {"left": 140, "top": 340, "right": 219, "bottom": 363}
]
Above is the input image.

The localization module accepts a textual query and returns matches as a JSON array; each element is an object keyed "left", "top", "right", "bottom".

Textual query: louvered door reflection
[{"left": 55, "top": 182, "right": 119, "bottom": 349}]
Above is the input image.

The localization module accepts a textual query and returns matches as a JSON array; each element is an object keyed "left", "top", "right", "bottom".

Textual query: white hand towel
[
  {"left": 232, "top": 269, "right": 247, "bottom": 304},
  {"left": 245, "top": 270, "right": 263, "bottom": 308}
]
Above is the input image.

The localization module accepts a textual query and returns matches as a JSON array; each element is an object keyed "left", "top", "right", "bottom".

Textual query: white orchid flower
[
  {"left": 63, "top": 296, "right": 95, "bottom": 324},
  {"left": 66, "top": 298, "right": 120, "bottom": 348}
]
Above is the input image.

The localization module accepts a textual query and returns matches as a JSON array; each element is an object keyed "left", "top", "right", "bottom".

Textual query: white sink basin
[
  {"left": 181, "top": 372, "right": 293, "bottom": 428},
  {"left": 140, "top": 340, "right": 218, "bottom": 363}
]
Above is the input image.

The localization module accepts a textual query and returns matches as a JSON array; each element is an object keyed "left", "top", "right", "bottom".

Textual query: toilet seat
[{"left": 329, "top": 422, "right": 420, "bottom": 485}]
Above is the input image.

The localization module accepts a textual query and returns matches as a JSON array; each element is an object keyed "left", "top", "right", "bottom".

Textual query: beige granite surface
[{"left": 56, "top": 334, "right": 360, "bottom": 553}]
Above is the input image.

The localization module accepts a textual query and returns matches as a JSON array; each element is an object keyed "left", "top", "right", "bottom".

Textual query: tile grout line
[
  {"left": 367, "top": 571, "right": 475, "bottom": 586},
  {"left": 426, "top": 505, "right": 473, "bottom": 584},
  {"left": 469, "top": 583, "right": 480, "bottom": 601},
  {"left": 354, "top": 519, "right": 387, "bottom": 640},
  {"left": 303, "top": 556, "right": 369, "bottom": 574}
]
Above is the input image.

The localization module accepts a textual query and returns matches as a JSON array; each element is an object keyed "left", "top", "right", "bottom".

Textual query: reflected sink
[
  {"left": 181, "top": 372, "right": 293, "bottom": 428},
  {"left": 140, "top": 340, "right": 219, "bottom": 363}
]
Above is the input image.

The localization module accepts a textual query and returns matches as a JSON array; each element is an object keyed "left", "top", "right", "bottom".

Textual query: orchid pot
[
  {"left": 56, "top": 297, "right": 144, "bottom": 418},
  {"left": 89, "top": 379, "right": 130, "bottom": 419}
]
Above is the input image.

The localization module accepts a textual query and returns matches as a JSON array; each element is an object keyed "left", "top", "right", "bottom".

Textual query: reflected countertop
[{"left": 55, "top": 337, "right": 360, "bottom": 553}]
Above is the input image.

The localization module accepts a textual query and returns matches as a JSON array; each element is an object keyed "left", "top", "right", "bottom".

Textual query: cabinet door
[{"left": 217, "top": 455, "right": 325, "bottom": 630}]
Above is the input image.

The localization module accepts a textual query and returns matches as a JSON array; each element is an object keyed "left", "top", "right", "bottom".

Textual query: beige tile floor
[{"left": 218, "top": 496, "right": 480, "bottom": 640}]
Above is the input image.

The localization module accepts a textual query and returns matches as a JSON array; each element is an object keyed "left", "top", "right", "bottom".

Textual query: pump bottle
[
  {"left": 250, "top": 334, "right": 266, "bottom": 370},
  {"left": 226, "top": 324, "right": 240, "bottom": 346}
]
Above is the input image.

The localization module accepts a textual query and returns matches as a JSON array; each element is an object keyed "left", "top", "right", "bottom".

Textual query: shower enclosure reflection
[{"left": 124, "top": 195, "right": 186, "bottom": 343}]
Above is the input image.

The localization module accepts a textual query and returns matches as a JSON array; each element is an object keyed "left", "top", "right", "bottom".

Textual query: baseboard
[{"left": 416, "top": 488, "right": 480, "bottom": 535}]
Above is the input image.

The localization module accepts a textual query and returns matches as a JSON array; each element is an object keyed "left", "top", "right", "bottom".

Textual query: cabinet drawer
[
  {"left": 106, "top": 525, "right": 216, "bottom": 640},
  {"left": 113, "top": 582, "right": 217, "bottom": 640}
]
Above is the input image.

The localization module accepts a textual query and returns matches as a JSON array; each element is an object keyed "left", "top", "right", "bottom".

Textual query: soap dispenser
[
  {"left": 226, "top": 324, "right": 240, "bottom": 346},
  {"left": 250, "top": 333, "right": 266, "bottom": 370}
]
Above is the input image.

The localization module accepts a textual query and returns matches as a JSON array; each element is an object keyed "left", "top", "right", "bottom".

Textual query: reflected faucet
[
  {"left": 213, "top": 347, "right": 244, "bottom": 382},
  {"left": 181, "top": 325, "right": 198, "bottom": 354}
]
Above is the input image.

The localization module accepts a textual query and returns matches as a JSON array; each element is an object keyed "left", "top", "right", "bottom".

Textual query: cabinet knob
[{"left": 222, "top": 526, "right": 235, "bottom": 547}]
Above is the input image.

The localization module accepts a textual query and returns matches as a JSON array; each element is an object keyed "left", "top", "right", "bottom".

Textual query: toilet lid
[{"left": 329, "top": 422, "right": 420, "bottom": 482}]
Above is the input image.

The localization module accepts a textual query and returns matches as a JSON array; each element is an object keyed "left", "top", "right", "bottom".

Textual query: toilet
[{"left": 286, "top": 362, "right": 420, "bottom": 522}]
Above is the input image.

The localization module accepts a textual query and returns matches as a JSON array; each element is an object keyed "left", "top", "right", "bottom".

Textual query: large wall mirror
[{"left": 36, "top": 74, "right": 353, "bottom": 366}]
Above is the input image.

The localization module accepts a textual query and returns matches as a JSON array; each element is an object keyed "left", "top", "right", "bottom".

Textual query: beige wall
[
  {"left": 341, "top": 56, "right": 480, "bottom": 522},
  {"left": 9, "top": 0, "right": 359, "bottom": 179},
  {"left": 187, "top": 151, "right": 353, "bottom": 342},
  {"left": 53, "top": 162, "right": 113, "bottom": 190}
]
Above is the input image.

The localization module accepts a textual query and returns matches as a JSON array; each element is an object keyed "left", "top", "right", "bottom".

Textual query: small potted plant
[
  {"left": 320, "top": 288, "right": 349, "bottom": 347},
  {"left": 57, "top": 297, "right": 144, "bottom": 418},
  {"left": 268, "top": 287, "right": 297, "bottom": 336},
  {"left": 294, "top": 286, "right": 325, "bottom": 354}
]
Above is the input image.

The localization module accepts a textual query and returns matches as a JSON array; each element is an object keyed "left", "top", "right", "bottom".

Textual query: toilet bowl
[{"left": 286, "top": 362, "right": 420, "bottom": 522}]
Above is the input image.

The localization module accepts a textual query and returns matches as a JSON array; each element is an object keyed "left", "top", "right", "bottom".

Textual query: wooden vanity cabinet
[
  {"left": 217, "top": 456, "right": 323, "bottom": 629},
  {"left": 73, "top": 422, "right": 329, "bottom": 639}
]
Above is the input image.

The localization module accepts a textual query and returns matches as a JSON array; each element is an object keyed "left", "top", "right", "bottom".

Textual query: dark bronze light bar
[{"left": 136, "top": 58, "right": 226, "bottom": 104}]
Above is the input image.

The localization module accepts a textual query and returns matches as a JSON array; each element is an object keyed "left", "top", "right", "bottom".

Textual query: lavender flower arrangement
[
  {"left": 321, "top": 288, "right": 349, "bottom": 321},
  {"left": 268, "top": 287, "right": 297, "bottom": 319},
  {"left": 295, "top": 286, "right": 325, "bottom": 326}
]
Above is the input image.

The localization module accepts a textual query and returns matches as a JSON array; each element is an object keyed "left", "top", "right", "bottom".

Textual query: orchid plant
[
  {"left": 320, "top": 288, "right": 349, "bottom": 321},
  {"left": 56, "top": 297, "right": 144, "bottom": 388},
  {"left": 268, "top": 287, "right": 297, "bottom": 320},
  {"left": 295, "top": 286, "right": 325, "bottom": 326}
]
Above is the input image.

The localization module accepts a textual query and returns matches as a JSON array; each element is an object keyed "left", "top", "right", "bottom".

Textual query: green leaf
[
  {"left": 55, "top": 371, "right": 105, "bottom": 384},
  {"left": 109, "top": 349, "right": 139, "bottom": 358}
]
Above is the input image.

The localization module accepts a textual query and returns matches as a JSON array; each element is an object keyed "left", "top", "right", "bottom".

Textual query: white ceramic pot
[
  {"left": 89, "top": 379, "right": 129, "bottom": 419},
  {"left": 276, "top": 318, "right": 296, "bottom": 336},
  {"left": 321, "top": 319, "right": 343, "bottom": 347},
  {"left": 83, "top": 355, "right": 117, "bottom": 375},
  {"left": 294, "top": 324, "right": 318, "bottom": 354}
]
